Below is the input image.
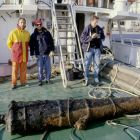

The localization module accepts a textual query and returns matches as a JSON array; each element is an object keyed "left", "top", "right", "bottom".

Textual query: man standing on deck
[
  {"left": 30, "top": 19, "right": 55, "bottom": 86},
  {"left": 7, "top": 18, "right": 30, "bottom": 89},
  {"left": 80, "top": 15, "right": 105, "bottom": 86}
]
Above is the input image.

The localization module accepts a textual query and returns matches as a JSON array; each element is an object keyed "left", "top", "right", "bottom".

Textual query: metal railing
[
  {"left": 3, "top": 0, "right": 22, "bottom": 4},
  {"left": 72, "top": 0, "right": 114, "bottom": 9},
  {"left": 2, "top": 0, "right": 42, "bottom": 5},
  {"left": 112, "top": 37, "right": 140, "bottom": 47},
  {"left": 128, "top": 1, "right": 140, "bottom": 14},
  {"left": 123, "top": 38, "right": 140, "bottom": 47},
  {"left": 69, "top": 4, "right": 85, "bottom": 73},
  {"left": 51, "top": 1, "right": 68, "bottom": 88}
]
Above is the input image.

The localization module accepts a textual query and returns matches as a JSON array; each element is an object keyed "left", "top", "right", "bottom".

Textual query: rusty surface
[{"left": 1, "top": 97, "right": 140, "bottom": 135}]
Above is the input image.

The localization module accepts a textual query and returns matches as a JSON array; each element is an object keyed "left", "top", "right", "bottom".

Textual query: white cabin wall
[
  {"left": 0, "top": 12, "right": 18, "bottom": 63},
  {"left": 98, "top": 20, "right": 111, "bottom": 48},
  {"left": 37, "top": 10, "right": 52, "bottom": 31},
  {"left": 84, "top": 13, "right": 91, "bottom": 27}
]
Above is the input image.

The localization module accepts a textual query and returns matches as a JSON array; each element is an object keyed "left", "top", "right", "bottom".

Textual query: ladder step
[
  {"left": 59, "top": 29, "right": 74, "bottom": 32},
  {"left": 55, "top": 52, "right": 79, "bottom": 56},
  {"left": 55, "top": 3, "right": 68, "bottom": 6},
  {"left": 54, "top": 53, "right": 68, "bottom": 56},
  {"left": 73, "top": 59, "right": 82, "bottom": 62},
  {"left": 57, "top": 18, "right": 71, "bottom": 21},
  {"left": 61, "top": 45, "right": 76, "bottom": 47},
  {"left": 58, "top": 27, "right": 73, "bottom": 30},
  {"left": 57, "top": 21, "right": 72, "bottom": 24},
  {"left": 59, "top": 37, "right": 75, "bottom": 39},
  {"left": 56, "top": 10, "right": 69, "bottom": 12},
  {"left": 57, "top": 16, "right": 71, "bottom": 18},
  {"left": 65, "top": 59, "right": 82, "bottom": 62},
  {"left": 58, "top": 23, "right": 72, "bottom": 25},
  {"left": 59, "top": 36, "right": 75, "bottom": 38}
]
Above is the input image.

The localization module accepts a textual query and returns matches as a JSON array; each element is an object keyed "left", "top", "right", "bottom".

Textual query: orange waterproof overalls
[{"left": 7, "top": 28, "right": 30, "bottom": 86}]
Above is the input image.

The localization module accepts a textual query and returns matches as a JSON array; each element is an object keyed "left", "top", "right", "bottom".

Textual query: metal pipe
[
  {"left": 117, "top": 20, "right": 124, "bottom": 44},
  {"left": 101, "top": 67, "right": 140, "bottom": 89},
  {"left": 100, "top": 71, "right": 140, "bottom": 95},
  {"left": 70, "top": 4, "right": 85, "bottom": 75},
  {"left": 51, "top": 2, "right": 68, "bottom": 88}
]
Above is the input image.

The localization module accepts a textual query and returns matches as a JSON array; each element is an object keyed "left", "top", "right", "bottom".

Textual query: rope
[
  {"left": 70, "top": 128, "right": 82, "bottom": 140},
  {"left": 40, "top": 131, "right": 49, "bottom": 140},
  {"left": 100, "top": 49, "right": 140, "bottom": 97},
  {"left": 108, "top": 63, "right": 119, "bottom": 96},
  {"left": 108, "top": 98, "right": 117, "bottom": 116},
  {"left": 124, "top": 114, "right": 140, "bottom": 120},
  {"left": 88, "top": 62, "right": 138, "bottom": 99},
  {"left": 84, "top": 99, "right": 90, "bottom": 119},
  {"left": 68, "top": 99, "right": 90, "bottom": 140},
  {"left": 101, "top": 47, "right": 114, "bottom": 60},
  {"left": 106, "top": 120, "right": 140, "bottom": 140},
  {"left": 88, "top": 86, "right": 138, "bottom": 99},
  {"left": 124, "top": 128, "right": 137, "bottom": 140},
  {"left": 67, "top": 98, "right": 72, "bottom": 127},
  {"left": 56, "top": 100, "right": 63, "bottom": 127},
  {"left": 130, "top": 76, "right": 140, "bottom": 93}
]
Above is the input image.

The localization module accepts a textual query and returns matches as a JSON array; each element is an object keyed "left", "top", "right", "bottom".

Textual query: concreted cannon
[{"left": 1, "top": 97, "right": 140, "bottom": 135}]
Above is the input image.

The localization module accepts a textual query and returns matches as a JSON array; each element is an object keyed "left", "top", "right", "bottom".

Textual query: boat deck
[
  {"left": 0, "top": 75, "right": 139, "bottom": 140},
  {"left": 0, "top": 64, "right": 11, "bottom": 77},
  {"left": 0, "top": 76, "right": 89, "bottom": 113}
]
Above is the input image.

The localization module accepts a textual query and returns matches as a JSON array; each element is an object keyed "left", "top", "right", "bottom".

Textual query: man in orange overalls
[{"left": 7, "top": 18, "right": 30, "bottom": 89}]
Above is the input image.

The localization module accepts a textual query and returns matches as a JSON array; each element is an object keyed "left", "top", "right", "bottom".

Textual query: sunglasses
[{"left": 36, "top": 24, "right": 42, "bottom": 26}]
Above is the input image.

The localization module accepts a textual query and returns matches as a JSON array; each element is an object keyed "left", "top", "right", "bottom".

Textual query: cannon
[{"left": 0, "top": 97, "right": 140, "bottom": 135}]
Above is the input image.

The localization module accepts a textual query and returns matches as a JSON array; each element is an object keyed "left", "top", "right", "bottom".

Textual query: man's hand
[
  {"left": 31, "top": 56, "right": 37, "bottom": 62},
  {"left": 91, "top": 33, "right": 98, "bottom": 39},
  {"left": 49, "top": 51, "right": 55, "bottom": 57}
]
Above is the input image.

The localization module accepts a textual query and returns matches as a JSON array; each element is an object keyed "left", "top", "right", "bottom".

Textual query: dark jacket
[
  {"left": 80, "top": 24, "right": 105, "bottom": 52},
  {"left": 30, "top": 27, "right": 55, "bottom": 56}
]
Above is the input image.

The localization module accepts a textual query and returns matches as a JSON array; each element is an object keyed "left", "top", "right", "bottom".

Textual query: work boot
[
  {"left": 38, "top": 81, "right": 43, "bottom": 86},
  {"left": 11, "top": 85, "right": 17, "bottom": 90},
  {"left": 46, "top": 80, "right": 53, "bottom": 84},
  {"left": 21, "top": 83, "right": 29, "bottom": 87},
  {"left": 94, "top": 78, "right": 103, "bottom": 86},
  {"left": 94, "top": 78, "right": 99, "bottom": 84}
]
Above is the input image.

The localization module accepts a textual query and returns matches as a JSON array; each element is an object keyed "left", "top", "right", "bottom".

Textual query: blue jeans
[
  {"left": 37, "top": 55, "right": 51, "bottom": 81},
  {"left": 84, "top": 48, "right": 101, "bottom": 81}
]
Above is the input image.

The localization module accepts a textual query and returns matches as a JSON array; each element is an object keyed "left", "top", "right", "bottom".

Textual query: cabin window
[
  {"left": 86, "top": 0, "right": 114, "bottom": 9},
  {"left": 120, "top": 21, "right": 125, "bottom": 25}
]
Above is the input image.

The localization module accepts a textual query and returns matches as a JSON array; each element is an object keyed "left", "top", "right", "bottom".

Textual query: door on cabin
[{"left": 76, "top": 13, "right": 85, "bottom": 37}]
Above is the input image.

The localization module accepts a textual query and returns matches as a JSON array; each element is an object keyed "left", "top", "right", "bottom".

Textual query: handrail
[
  {"left": 112, "top": 37, "right": 140, "bottom": 47},
  {"left": 36, "top": 0, "right": 52, "bottom": 7},
  {"left": 51, "top": 2, "right": 68, "bottom": 88},
  {"left": 3, "top": 0, "right": 22, "bottom": 4},
  {"left": 124, "top": 38, "right": 140, "bottom": 47},
  {"left": 128, "top": 1, "right": 140, "bottom": 14},
  {"left": 69, "top": 4, "right": 85, "bottom": 74}
]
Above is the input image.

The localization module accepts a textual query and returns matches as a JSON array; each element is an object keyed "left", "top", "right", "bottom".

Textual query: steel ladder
[{"left": 51, "top": 2, "right": 85, "bottom": 88}]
